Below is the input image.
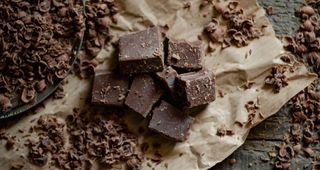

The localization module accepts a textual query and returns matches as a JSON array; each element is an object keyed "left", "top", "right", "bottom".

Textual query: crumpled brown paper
[{"left": 0, "top": 0, "right": 317, "bottom": 169}]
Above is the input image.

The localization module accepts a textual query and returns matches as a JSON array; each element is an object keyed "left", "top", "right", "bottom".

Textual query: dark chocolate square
[
  {"left": 91, "top": 70, "right": 129, "bottom": 107},
  {"left": 175, "top": 70, "right": 216, "bottom": 108},
  {"left": 148, "top": 100, "right": 193, "bottom": 142},
  {"left": 155, "top": 66, "right": 178, "bottom": 97},
  {"left": 125, "top": 74, "right": 163, "bottom": 117},
  {"left": 119, "top": 27, "right": 164, "bottom": 74},
  {"left": 167, "top": 39, "right": 203, "bottom": 72}
]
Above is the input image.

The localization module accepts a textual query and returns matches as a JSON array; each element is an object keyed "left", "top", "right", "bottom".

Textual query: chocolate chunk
[
  {"left": 167, "top": 39, "right": 203, "bottom": 72},
  {"left": 175, "top": 70, "right": 216, "bottom": 108},
  {"left": 119, "top": 27, "right": 164, "bottom": 74},
  {"left": 148, "top": 101, "right": 193, "bottom": 142},
  {"left": 91, "top": 70, "right": 129, "bottom": 107},
  {"left": 125, "top": 75, "right": 163, "bottom": 117},
  {"left": 155, "top": 66, "right": 178, "bottom": 98}
]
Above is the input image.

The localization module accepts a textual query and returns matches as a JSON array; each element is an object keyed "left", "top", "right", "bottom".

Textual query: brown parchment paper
[{"left": 0, "top": 0, "right": 317, "bottom": 170}]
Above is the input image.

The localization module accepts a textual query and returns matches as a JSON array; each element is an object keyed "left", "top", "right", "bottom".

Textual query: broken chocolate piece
[
  {"left": 119, "top": 27, "right": 164, "bottom": 74},
  {"left": 91, "top": 70, "right": 129, "bottom": 107},
  {"left": 175, "top": 70, "right": 216, "bottom": 108},
  {"left": 148, "top": 101, "right": 193, "bottom": 142},
  {"left": 155, "top": 66, "right": 178, "bottom": 98},
  {"left": 167, "top": 39, "right": 203, "bottom": 72},
  {"left": 125, "top": 75, "right": 163, "bottom": 117}
]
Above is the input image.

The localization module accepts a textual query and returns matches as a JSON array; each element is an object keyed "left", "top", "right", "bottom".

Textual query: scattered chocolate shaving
[
  {"left": 303, "top": 147, "right": 314, "bottom": 157},
  {"left": 5, "top": 136, "right": 15, "bottom": 150},
  {"left": 216, "top": 127, "right": 226, "bottom": 136},
  {"left": 216, "top": 126, "right": 235, "bottom": 137},
  {"left": 241, "top": 80, "right": 255, "bottom": 90},
  {"left": 74, "top": 0, "right": 120, "bottom": 79},
  {"left": 260, "top": 156, "right": 270, "bottom": 162},
  {"left": 265, "top": 66, "right": 288, "bottom": 93},
  {"left": 23, "top": 111, "right": 143, "bottom": 169},
  {"left": 204, "top": 1, "right": 264, "bottom": 50},
  {"left": 200, "top": 0, "right": 212, "bottom": 9},
  {"left": 10, "top": 162, "right": 25, "bottom": 170},
  {"left": 183, "top": 2, "right": 191, "bottom": 9},
  {"left": 244, "top": 100, "right": 261, "bottom": 126},
  {"left": 280, "top": 55, "right": 292, "bottom": 64},
  {"left": 53, "top": 85, "right": 65, "bottom": 99}
]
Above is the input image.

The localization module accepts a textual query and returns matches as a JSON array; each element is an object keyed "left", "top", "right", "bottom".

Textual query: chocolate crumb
[
  {"left": 164, "top": 162, "right": 169, "bottom": 168},
  {"left": 260, "top": 156, "right": 270, "bottom": 162},
  {"left": 10, "top": 162, "right": 24, "bottom": 170},
  {"left": 6, "top": 137, "right": 15, "bottom": 150},
  {"left": 266, "top": 6, "right": 273, "bottom": 15},
  {"left": 183, "top": 2, "right": 191, "bottom": 9},
  {"left": 264, "top": 66, "right": 288, "bottom": 93},
  {"left": 229, "top": 158, "right": 236, "bottom": 165}
]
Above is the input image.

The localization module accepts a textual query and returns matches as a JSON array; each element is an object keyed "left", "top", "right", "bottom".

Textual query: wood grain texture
[{"left": 211, "top": 0, "right": 312, "bottom": 169}]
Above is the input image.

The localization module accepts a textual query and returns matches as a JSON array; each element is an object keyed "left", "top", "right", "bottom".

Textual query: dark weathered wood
[
  {"left": 247, "top": 105, "right": 292, "bottom": 141},
  {"left": 211, "top": 0, "right": 312, "bottom": 169},
  {"left": 212, "top": 140, "right": 314, "bottom": 170}
]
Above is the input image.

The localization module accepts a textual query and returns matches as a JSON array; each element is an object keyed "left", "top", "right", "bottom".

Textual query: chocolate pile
[
  {"left": 75, "top": 0, "right": 119, "bottom": 79},
  {"left": 264, "top": 66, "right": 289, "bottom": 93},
  {"left": 91, "top": 26, "right": 216, "bottom": 142},
  {"left": 0, "top": 0, "right": 85, "bottom": 112},
  {"left": 22, "top": 110, "right": 142, "bottom": 169},
  {"left": 204, "top": 1, "right": 265, "bottom": 50}
]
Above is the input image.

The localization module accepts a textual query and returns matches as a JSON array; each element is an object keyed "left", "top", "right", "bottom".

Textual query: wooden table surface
[{"left": 212, "top": 0, "right": 317, "bottom": 169}]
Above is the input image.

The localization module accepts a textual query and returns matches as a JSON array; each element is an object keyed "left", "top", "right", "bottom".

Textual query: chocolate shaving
[
  {"left": 216, "top": 126, "right": 235, "bottom": 137},
  {"left": 10, "top": 162, "right": 25, "bottom": 170},
  {"left": 23, "top": 111, "right": 143, "bottom": 169},
  {"left": 74, "top": 0, "right": 120, "bottom": 79},
  {"left": 244, "top": 100, "right": 261, "bottom": 126},
  {"left": 0, "top": 94, "right": 12, "bottom": 112},
  {"left": 266, "top": 6, "right": 273, "bottom": 15},
  {"left": 5, "top": 136, "right": 15, "bottom": 150},
  {"left": 204, "top": 1, "right": 264, "bottom": 50},
  {"left": 264, "top": 66, "right": 288, "bottom": 93}
]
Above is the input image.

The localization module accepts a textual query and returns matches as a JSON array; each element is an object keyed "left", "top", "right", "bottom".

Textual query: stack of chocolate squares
[{"left": 91, "top": 27, "right": 216, "bottom": 142}]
